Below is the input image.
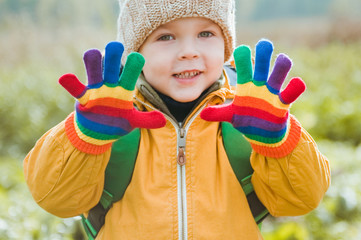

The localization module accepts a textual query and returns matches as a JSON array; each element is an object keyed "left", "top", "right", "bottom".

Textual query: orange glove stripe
[
  {"left": 233, "top": 96, "right": 288, "bottom": 118},
  {"left": 65, "top": 112, "right": 112, "bottom": 155}
]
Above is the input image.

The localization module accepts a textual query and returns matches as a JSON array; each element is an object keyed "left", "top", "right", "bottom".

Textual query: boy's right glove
[
  {"left": 59, "top": 42, "right": 166, "bottom": 155},
  {"left": 201, "top": 40, "right": 306, "bottom": 158}
]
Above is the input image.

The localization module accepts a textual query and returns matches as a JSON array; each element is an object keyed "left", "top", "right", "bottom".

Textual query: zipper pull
[
  {"left": 178, "top": 147, "right": 186, "bottom": 165},
  {"left": 177, "top": 128, "right": 186, "bottom": 166}
]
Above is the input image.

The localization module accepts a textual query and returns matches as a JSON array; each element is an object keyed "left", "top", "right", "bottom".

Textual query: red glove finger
[
  {"left": 59, "top": 74, "right": 87, "bottom": 99},
  {"left": 280, "top": 77, "right": 306, "bottom": 104},
  {"left": 200, "top": 104, "right": 234, "bottom": 123},
  {"left": 128, "top": 110, "right": 167, "bottom": 129}
]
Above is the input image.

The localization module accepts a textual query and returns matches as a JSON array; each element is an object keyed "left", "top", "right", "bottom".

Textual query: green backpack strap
[
  {"left": 222, "top": 122, "right": 269, "bottom": 225},
  {"left": 81, "top": 128, "right": 141, "bottom": 240}
]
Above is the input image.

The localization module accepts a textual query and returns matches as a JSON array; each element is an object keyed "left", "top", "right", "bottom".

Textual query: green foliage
[
  {"left": 0, "top": 61, "right": 73, "bottom": 157},
  {"left": 0, "top": 18, "right": 115, "bottom": 158},
  {"left": 284, "top": 42, "right": 361, "bottom": 145},
  {"left": 263, "top": 221, "right": 309, "bottom": 240},
  {"left": 0, "top": 158, "right": 85, "bottom": 239},
  {"left": 0, "top": 1, "right": 360, "bottom": 239}
]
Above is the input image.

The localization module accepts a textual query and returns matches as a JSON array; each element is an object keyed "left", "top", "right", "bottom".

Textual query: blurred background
[{"left": 0, "top": 0, "right": 361, "bottom": 239}]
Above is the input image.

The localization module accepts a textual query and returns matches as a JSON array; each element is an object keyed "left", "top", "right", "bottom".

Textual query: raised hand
[
  {"left": 201, "top": 40, "right": 306, "bottom": 158},
  {"left": 59, "top": 42, "right": 166, "bottom": 154}
]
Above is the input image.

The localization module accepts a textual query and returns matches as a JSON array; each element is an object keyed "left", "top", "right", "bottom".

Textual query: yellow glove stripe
[
  {"left": 78, "top": 85, "right": 134, "bottom": 105},
  {"left": 236, "top": 82, "right": 289, "bottom": 110}
]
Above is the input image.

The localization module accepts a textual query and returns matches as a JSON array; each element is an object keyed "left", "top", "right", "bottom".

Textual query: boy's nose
[{"left": 178, "top": 41, "right": 200, "bottom": 60}]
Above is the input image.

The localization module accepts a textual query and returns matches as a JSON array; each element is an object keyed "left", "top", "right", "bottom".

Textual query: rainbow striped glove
[
  {"left": 201, "top": 40, "right": 306, "bottom": 158},
  {"left": 59, "top": 42, "right": 166, "bottom": 155}
]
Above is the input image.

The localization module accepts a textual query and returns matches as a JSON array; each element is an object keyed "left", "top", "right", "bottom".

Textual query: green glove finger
[
  {"left": 119, "top": 52, "right": 145, "bottom": 91},
  {"left": 233, "top": 45, "right": 253, "bottom": 85}
]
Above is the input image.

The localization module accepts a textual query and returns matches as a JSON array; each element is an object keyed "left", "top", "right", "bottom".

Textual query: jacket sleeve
[
  {"left": 250, "top": 127, "right": 331, "bottom": 217},
  {"left": 23, "top": 117, "right": 111, "bottom": 218}
]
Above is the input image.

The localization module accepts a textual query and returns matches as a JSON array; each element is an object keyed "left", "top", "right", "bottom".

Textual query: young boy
[{"left": 24, "top": 0, "right": 330, "bottom": 239}]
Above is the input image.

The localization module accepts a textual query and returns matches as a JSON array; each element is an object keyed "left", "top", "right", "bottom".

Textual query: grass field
[{"left": 1, "top": 15, "right": 361, "bottom": 239}]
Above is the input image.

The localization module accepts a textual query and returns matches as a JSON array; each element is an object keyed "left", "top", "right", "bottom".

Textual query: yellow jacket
[{"left": 24, "top": 72, "right": 330, "bottom": 240}]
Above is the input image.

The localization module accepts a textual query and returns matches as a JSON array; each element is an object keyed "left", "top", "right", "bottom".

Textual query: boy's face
[{"left": 139, "top": 17, "right": 225, "bottom": 102}]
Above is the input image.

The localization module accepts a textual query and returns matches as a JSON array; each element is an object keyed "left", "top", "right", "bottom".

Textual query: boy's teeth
[{"left": 175, "top": 71, "right": 199, "bottom": 78}]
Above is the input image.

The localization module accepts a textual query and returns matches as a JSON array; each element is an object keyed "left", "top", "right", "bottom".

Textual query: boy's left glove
[{"left": 201, "top": 40, "right": 306, "bottom": 158}]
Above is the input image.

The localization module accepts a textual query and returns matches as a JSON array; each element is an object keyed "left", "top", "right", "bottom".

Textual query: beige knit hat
[{"left": 117, "top": 0, "right": 235, "bottom": 62}]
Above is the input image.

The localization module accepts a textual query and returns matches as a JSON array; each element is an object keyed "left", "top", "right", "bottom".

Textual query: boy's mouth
[{"left": 173, "top": 70, "right": 201, "bottom": 79}]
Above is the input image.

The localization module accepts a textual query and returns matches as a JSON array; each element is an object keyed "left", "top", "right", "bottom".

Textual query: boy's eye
[
  {"left": 198, "top": 31, "right": 213, "bottom": 38},
  {"left": 158, "top": 35, "right": 174, "bottom": 41}
]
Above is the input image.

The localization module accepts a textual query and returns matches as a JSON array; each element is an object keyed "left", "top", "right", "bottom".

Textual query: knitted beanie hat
[{"left": 117, "top": 0, "right": 235, "bottom": 62}]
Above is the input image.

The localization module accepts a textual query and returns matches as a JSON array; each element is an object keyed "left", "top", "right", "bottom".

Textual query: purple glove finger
[
  {"left": 83, "top": 49, "right": 103, "bottom": 86},
  {"left": 267, "top": 54, "right": 292, "bottom": 94}
]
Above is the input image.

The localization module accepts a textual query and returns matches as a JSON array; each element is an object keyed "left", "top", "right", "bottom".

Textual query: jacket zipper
[
  {"left": 176, "top": 126, "right": 187, "bottom": 240},
  {"left": 175, "top": 104, "right": 208, "bottom": 240},
  {"left": 134, "top": 95, "right": 209, "bottom": 240}
]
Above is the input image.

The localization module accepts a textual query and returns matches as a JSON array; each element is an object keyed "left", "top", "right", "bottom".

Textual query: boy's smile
[
  {"left": 139, "top": 17, "right": 225, "bottom": 103},
  {"left": 172, "top": 69, "right": 203, "bottom": 87},
  {"left": 173, "top": 70, "right": 201, "bottom": 80}
]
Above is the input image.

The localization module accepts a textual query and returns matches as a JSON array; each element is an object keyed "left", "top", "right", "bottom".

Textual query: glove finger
[
  {"left": 267, "top": 54, "right": 292, "bottom": 94},
  {"left": 118, "top": 52, "right": 145, "bottom": 91},
  {"left": 83, "top": 49, "right": 103, "bottom": 86},
  {"left": 129, "top": 110, "right": 166, "bottom": 129},
  {"left": 233, "top": 45, "right": 252, "bottom": 85},
  {"left": 280, "top": 77, "right": 306, "bottom": 104},
  {"left": 253, "top": 39, "right": 273, "bottom": 84},
  {"left": 59, "top": 73, "right": 86, "bottom": 99},
  {"left": 200, "top": 104, "right": 234, "bottom": 123},
  {"left": 103, "top": 41, "right": 124, "bottom": 84}
]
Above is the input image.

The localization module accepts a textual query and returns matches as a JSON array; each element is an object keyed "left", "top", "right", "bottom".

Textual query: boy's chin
[
  {"left": 169, "top": 87, "right": 212, "bottom": 103},
  {"left": 171, "top": 94, "right": 201, "bottom": 103}
]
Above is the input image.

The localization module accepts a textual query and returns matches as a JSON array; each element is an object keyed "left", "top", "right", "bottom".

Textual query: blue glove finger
[
  {"left": 253, "top": 39, "right": 273, "bottom": 85},
  {"left": 83, "top": 49, "right": 103, "bottom": 87},
  {"left": 103, "top": 41, "right": 124, "bottom": 85},
  {"left": 267, "top": 54, "right": 292, "bottom": 94}
]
